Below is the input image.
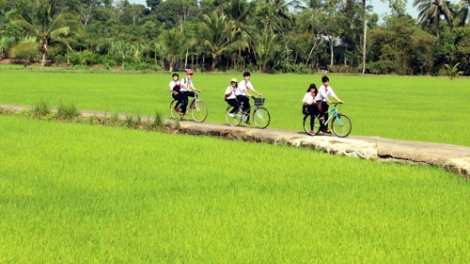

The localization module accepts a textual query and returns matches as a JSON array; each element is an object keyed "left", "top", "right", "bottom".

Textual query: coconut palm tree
[
  {"left": 255, "top": 0, "right": 295, "bottom": 34},
  {"left": 200, "top": 11, "right": 237, "bottom": 71},
  {"left": 159, "top": 28, "right": 185, "bottom": 72},
  {"left": 219, "top": 0, "right": 257, "bottom": 68},
  {"left": 413, "top": 0, "right": 455, "bottom": 37},
  {"left": 9, "top": 0, "right": 83, "bottom": 68},
  {"left": 255, "top": 29, "right": 281, "bottom": 72},
  {"left": 454, "top": 0, "right": 470, "bottom": 27}
]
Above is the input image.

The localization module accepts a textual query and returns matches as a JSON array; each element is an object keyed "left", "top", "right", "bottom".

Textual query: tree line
[{"left": 0, "top": 0, "right": 469, "bottom": 76}]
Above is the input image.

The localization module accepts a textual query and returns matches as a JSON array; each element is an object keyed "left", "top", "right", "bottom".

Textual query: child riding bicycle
[
  {"left": 180, "top": 69, "right": 201, "bottom": 117},
  {"left": 315, "top": 76, "right": 344, "bottom": 134},
  {"left": 235, "top": 71, "right": 262, "bottom": 124}
]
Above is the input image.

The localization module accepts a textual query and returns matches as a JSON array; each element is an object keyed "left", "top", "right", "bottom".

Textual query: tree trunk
[
  {"left": 329, "top": 37, "right": 334, "bottom": 67},
  {"left": 362, "top": 0, "right": 367, "bottom": 74},
  {"left": 211, "top": 58, "right": 217, "bottom": 71},
  {"left": 40, "top": 52, "right": 46, "bottom": 69}
]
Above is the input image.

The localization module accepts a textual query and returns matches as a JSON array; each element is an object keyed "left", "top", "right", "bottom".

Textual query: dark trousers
[
  {"left": 317, "top": 101, "right": 329, "bottom": 130},
  {"left": 172, "top": 93, "right": 182, "bottom": 108},
  {"left": 236, "top": 95, "right": 250, "bottom": 115},
  {"left": 180, "top": 92, "right": 195, "bottom": 114},
  {"left": 307, "top": 104, "right": 319, "bottom": 130},
  {"left": 226, "top": 98, "right": 240, "bottom": 113}
]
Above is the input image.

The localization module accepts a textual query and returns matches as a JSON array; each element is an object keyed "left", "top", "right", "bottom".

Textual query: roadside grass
[
  {"left": 0, "top": 71, "right": 469, "bottom": 146},
  {"left": 1, "top": 116, "right": 470, "bottom": 262}
]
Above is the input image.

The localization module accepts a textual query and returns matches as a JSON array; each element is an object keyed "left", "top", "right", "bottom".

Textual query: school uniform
[
  {"left": 314, "top": 85, "right": 337, "bottom": 130},
  {"left": 302, "top": 92, "right": 319, "bottom": 130},
  {"left": 225, "top": 85, "right": 240, "bottom": 114}
]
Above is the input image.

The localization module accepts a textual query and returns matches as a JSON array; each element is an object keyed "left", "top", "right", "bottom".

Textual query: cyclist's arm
[
  {"left": 250, "top": 87, "right": 262, "bottom": 96},
  {"left": 189, "top": 85, "right": 201, "bottom": 92},
  {"left": 332, "top": 95, "right": 343, "bottom": 104}
]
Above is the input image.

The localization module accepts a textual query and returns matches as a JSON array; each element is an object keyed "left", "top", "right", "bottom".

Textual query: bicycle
[
  {"left": 169, "top": 91, "right": 208, "bottom": 122},
  {"left": 303, "top": 102, "right": 352, "bottom": 138},
  {"left": 225, "top": 97, "right": 270, "bottom": 129}
]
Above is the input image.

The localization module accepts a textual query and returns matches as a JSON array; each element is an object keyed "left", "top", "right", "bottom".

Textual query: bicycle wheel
[
  {"left": 190, "top": 100, "right": 208, "bottom": 122},
  {"left": 225, "top": 106, "right": 242, "bottom": 126},
  {"left": 252, "top": 107, "right": 270, "bottom": 128},
  {"left": 169, "top": 100, "right": 180, "bottom": 119},
  {"left": 331, "top": 114, "right": 352, "bottom": 138},
  {"left": 303, "top": 114, "right": 320, "bottom": 135}
]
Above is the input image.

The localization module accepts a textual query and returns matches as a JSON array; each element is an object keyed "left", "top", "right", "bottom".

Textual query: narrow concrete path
[{"left": 2, "top": 104, "right": 469, "bottom": 178}]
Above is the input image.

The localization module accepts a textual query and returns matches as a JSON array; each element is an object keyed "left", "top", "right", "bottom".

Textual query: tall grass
[
  {"left": 1, "top": 116, "right": 470, "bottom": 262},
  {"left": 0, "top": 71, "right": 469, "bottom": 146}
]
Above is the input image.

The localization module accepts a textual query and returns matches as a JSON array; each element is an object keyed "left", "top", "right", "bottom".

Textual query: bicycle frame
[
  {"left": 318, "top": 104, "right": 339, "bottom": 127},
  {"left": 225, "top": 96, "right": 270, "bottom": 128},
  {"left": 302, "top": 101, "right": 352, "bottom": 137}
]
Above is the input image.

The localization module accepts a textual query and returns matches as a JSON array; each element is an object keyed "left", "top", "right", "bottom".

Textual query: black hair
[
  {"left": 321, "top": 76, "right": 329, "bottom": 83},
  {"left": 306, "top": 83, "right": 317, "bottom": 92},
  {"left": 243, "top": 71, "right": 251, "bottom": 77},
  {"left": 172, "top": 73, "right": 179, "bottom": 78}
]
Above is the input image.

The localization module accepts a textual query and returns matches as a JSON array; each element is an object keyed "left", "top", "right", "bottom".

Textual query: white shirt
[
  {"left": 225, "top": 85, "right": 237, "bottom": 100},
  {"left": 169, "top": 80, "right": 180, "bottom": 92},
  {"left": 235, "top": 80, "right": 253, "bottom": 96},
  {"left": 181, "top": 77, "right": 193, "bottom": 92},
  {"left": 315, "top": 85, "right": 336, "bottom": 102},
  {"left": 302, "top": 92, "right": 316, "bottom": 104}
]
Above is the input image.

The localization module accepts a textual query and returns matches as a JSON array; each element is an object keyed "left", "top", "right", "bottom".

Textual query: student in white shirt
[
  {"left": 302, "top": 83, "right": 319, "bottom": 135},
  {"left": 314, "top": 76, "right": 344, "bottom": 134},
  {"left": 169, "top": 73, "right": 182, "bottom": 111},
  {"left": 225, "top": 78, "right": 240, "bottom": 117},
  {"left": 180, "top": 69, "right": 201, "bottom": 117},
  {"left": 235, "top": 72, "right": 262, "bottom": 124}
]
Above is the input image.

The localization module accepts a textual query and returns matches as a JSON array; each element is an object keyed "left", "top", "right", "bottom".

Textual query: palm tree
[
  {"left": 159, "top": 28, "right": 185, "bottom": 72},
  {"left": 255, "top": 29, "right": 281, "bottom": 72},
  {"left": 9, "top": 0, "right": 83, "bottom": 68},
  {"left": 200, "top": 11, "right": 237, "bottom": 71},
  {"left": 255, "top": 0, "right": 295, "bottom": 34},
  {"left": 413, "top": 0, "right": 455, "bottom": 37},
  {"left": 454, "top": 0, "right": 470, "bottom": 27},
  {"left": 220, "top": 0, "right": 257, "bottom": 68},
  {"left": 8, "top": 37, "right": 37, "bottom": 64}
]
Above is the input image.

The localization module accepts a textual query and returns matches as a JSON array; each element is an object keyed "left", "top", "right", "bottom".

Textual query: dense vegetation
[{"left": 1, "top": 0, "right": 470, "bottom": 75}]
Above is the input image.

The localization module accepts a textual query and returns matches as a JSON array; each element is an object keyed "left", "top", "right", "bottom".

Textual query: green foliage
[
  {"left": 443, "top": 62, "right": 463, "bottom": 80},
  {"left": 33, "top": 100, "right": 51, "bottom": 117},
  {"left": 56, "top": 101, "right": 80, "bottom": 120},
  {"left": 1, "top": 0, "right": 469, "bottom": 75},
  {"left": 153, "top": 111, "right": 163, "bottom": 128}
]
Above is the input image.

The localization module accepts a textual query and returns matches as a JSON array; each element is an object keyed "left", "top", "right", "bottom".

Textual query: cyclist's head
[
  {"left": 307, "top": 83, "right": 317, "bottom": 93},
  {"left": 243, "top": 71, "right": 251, "bottom": 77},
  {"left": 186, "top": 69, "right": 193, "bottom": 75},
  {"left": 172, "top": 73, "right": 179, "bottom": 78},
  {"left": 321, "top": 76, "right": 329, "bottom": 83},
  {"left": 231, "top": 78, "right": 237, "bottom": 84}
]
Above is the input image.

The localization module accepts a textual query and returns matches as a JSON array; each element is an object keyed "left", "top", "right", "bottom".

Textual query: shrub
[
  {"left": 34, "top": 100, "right": 51, "bottom": 117},
  {"left": 56, "top": 102, "right": 80, "bottom": 120}
]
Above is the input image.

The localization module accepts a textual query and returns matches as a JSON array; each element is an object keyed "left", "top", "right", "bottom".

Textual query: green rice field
[
  {"left": 1, "top": 116, "right": 470, "bottom": 262},
  {"left": 1, "top": 68, "right": 470, "bottom": 262},
  {"left": 1, "top": 68, "right": 469, "bottom": 146}
]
